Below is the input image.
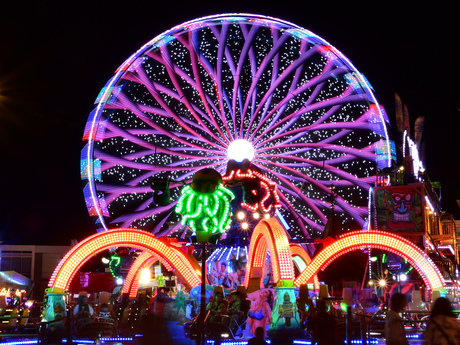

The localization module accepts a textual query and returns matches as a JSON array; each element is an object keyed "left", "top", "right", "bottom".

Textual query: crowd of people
[
  {"left": 205, "top": 290, "right": 249, "bottom": 334},
  {"left": 298, "top": 290, "right": 460, "bottom": 345},
  {"left": 384, "top": 292, "right": 460, "bottom": 345},
  {"left": 5, "top": 285, "right": 460, "bottom": 344}
]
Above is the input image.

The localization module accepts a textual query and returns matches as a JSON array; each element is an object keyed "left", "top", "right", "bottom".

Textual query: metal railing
[{"left": 0, "top": 314, "right": 41, "bottom": 343}]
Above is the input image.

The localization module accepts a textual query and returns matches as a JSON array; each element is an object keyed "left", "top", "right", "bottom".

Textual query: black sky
[{"left": 1, "top": 1, "right": 459, "bottom": 245}]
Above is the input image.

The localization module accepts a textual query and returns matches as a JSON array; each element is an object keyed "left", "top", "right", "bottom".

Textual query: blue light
[{"left": 276, "top": 209, "right": 290, "bottom": 230}]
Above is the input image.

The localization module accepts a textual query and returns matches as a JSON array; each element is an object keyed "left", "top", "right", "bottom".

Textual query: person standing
[
  {"left": 155, "top": 288, "right": 167, "bottom": 316},
  {"left": 425, "top": 297, "right": 460, "bottom": 345},
  {"left": 384, "top": 293, "right": 409, "bottom": 345},
  {"left": 248, "top": 326, "right": 268, "bottom": 345},
  {"left": 309, "top": 299, "right": 340, "bottom": 345}
]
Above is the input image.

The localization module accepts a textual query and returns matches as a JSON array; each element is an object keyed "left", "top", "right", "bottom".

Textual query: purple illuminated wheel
[{"left": 81, "top": 14, "right": 391, "bottom": 238}]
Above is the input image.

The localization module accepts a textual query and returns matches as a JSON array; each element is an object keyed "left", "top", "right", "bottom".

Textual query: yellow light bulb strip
[
  {"left": 48, "top": 229, "right": 201, "bottom": 291},
  {"left": 293, "top": 230, "right": 445, "bottom": 290}
]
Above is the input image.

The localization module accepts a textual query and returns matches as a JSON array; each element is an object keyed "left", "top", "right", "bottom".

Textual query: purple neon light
[{"left": 82, "top": 14, "right": 390, "bottom": 238}]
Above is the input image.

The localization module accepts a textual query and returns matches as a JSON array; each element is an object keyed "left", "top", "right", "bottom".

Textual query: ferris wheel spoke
[
  {"left": 190, "top": 52, "right": 235, "bottom": 142},
  {"left": 133, "top": 67, "right": 227, "bottom": 148},
  {"left": 112, "top": 204, "right": 175, "bottom": 228},
  {"left": 241, "top": 31, "right": 291, "bottom": 125},
  {"left": 260, "top": 49, "right": 310, "bottom": 138},
  {"left": 256, "top": 155, "right": 372, "bottom": 191},
  {"left": 208, "top": 21, "right": 238, "bottom": 136},
  {"left": 141, "top": 51, "right": 229, "bottom": 143},
  {"left": 157, "top": 45, "right": 230, "bottom": 147},
  {"left": 113, "top": 91, "right": 224, "bottom": 153},
  {"left": 264, "top": 82, "right": 332, "bottom": 143},
  {"left": 277, "top": 191, "right": 322, "bottom": 236},
  {"left": 244, "top": 27, "right": 283, "bottom": 137},
  {"left": 255, "top": 108, "right": 371, "bottom": 150},
  {"left": 254, "top": 159, "right": 338, "bottom": 195},
  {"left": 245, "top": 42, "right": 317, "bottom": 140},
  {"left": 100, "top": 120, "right": 222, "bottom": 158},
  {"left": 175, "top": 33, "right": 230, "bottom": 144},
  {"left": 250, "top": 64, "right": 350, "bottom": 143},
  {"left": 254, "top": 76, "right": 355, "bottom": 143}
]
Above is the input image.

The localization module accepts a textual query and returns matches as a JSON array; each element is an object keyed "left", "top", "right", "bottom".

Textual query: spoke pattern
[{"left": 81, "top": 14, "right": 390, "bottom": 239}]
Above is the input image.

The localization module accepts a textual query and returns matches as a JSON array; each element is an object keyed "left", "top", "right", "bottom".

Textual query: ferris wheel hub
[{"left": 227, "top": 139, "right": 254, "bottom": 162}]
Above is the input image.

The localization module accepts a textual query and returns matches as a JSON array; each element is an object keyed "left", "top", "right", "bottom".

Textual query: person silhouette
[
  {"left": 425, "top": 297, "right": 460, "bottom": 345},
  {"left": 248, "top": 326, "right": 268, "bottom": 345},
  {"left": 384, "top": 293, "right": 409, "bottom": 345}
]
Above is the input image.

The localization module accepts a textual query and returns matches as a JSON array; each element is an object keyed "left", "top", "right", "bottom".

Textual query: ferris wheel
[{"left": 81, "top": 13, "right": 391, "bottom": 240}]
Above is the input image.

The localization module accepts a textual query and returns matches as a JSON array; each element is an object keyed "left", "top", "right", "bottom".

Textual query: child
[{"left": 98, "top": 303, "right": 115, "bottom": 323}]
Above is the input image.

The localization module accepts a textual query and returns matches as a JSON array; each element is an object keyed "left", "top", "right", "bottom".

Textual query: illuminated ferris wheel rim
[{"left": 82, "top": 13, "right": 391, "bottom": 236}]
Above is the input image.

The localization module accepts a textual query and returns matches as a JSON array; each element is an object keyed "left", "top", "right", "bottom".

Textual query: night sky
[{"left": 1, "top": 2, "right": 459, "bottom": 245}]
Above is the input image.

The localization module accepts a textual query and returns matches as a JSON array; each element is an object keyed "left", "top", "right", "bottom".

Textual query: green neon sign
[{"left": 175, "top": 184, "right": 234, "bottom": 234}]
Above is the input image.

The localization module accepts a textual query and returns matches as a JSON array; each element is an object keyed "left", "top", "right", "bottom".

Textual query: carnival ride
[
  {"left": 81, "top": 13, "right": 391, "bottom": 239},
  {"left": 36, "top": 13, "right": 450, "bottom": 344}
]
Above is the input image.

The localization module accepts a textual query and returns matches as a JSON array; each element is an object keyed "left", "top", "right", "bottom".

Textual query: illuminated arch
[
  {"left": 290, "top": 243, "right": 320, "bottom": 290},
  {"left": 123, "top": 247, "right": 204, "bottom": 298},
  {"left": 245, "top": 218, "right": 295, "bottom": 290},
  {"left": 123, "top": 252, "right": 171, "bottom": 298},
  {"left": 294, "top": 230, "right": 445, "bottom": 290},
  {"left": 48, "top": 229, "right": 201, "bottom": 291}
]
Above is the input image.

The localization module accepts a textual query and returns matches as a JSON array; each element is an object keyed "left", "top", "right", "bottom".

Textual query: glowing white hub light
[{"left": 227, "top": 139, "right": 254, "bottom": 162}]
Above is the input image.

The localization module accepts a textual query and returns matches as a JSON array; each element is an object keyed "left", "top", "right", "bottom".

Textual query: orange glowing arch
[
  {"left": 294, "top": 230, "right": 445, "bottom": 290},
  {"left": 48, "top": 229, "right": 201, "bottom": 291},
  {"left": 290, "top": 243, "right": 320, "bottom": 290},
  {"left": 123, "top": 248, "right": 203, "bottom": 298},
  {"left": 122, "top": 252, "right": 171, "bottom": 298},
  {"left": 245, "top": 218, "right": 295, "bottom": 290}
]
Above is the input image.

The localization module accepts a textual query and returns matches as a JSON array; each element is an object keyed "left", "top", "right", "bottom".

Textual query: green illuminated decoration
[
  {"left": 175, "top": 184, "right": 234, "bottom": 234},
  {"left": 109, "top": 255, "right": 121, "bottom": 278}
]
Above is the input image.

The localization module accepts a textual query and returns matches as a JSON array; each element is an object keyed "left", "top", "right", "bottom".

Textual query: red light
[
  {"left": 245, "top": 218, "right": 294, "bottom": 288},
  {"left": 290, "top": 244, "right": 320, "bottom": 290},
  {"left": 294, "top": 230, "right": 444, "bottom": 291},
  {"left": 49, "top": 229, "right": 201, "bottom": 291}
]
